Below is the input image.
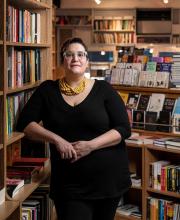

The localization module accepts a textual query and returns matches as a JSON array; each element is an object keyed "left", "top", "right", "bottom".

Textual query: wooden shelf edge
[
  {"left": 6, "top": 132, "right": 25, "bottom": 146},
  {"left": 146, "top": 145, "right": 180, "bottom": 154},
  {"left": 147, "top": 187, "right": 180, "bottom": 199},
  {"left": 10, "top": 161, "right": 51, "bottom": 202},
  {"left": 116, "top": 212, "right": 142, "bottom": 220},
  {"left": 6, "top": 42, "right": 51, "bottom": 48},
  {"left": 0, "top": 200, "right": 20, "bottom": 220},
  {"left": 7, "top": 81, "right": 41, "bottom": 94},
  {"left": 112, "top": 85, "right": 180, "bottom": 94},
  {"left": 56, "top": 24, "right": 92, "bottom": 29}
]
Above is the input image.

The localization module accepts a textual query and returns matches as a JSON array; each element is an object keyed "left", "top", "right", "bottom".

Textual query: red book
[{"left": 12, "top": 157, "right": 49, "bottom": 167}]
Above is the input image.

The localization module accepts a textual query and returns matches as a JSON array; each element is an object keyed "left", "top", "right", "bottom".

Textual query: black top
[{"left": 16, "top": 79, "right": 131, "bottom": 200}]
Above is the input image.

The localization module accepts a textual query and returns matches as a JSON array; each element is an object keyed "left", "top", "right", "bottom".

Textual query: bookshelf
[
  {"left": 0, "top": 0, "right": 52, "bottom": 219},
  {"left": 113, "top": 85, "right": 180, "bottom": 220},
  {"left": 92, "top": 9, "right": 136, "bottom": 45}
]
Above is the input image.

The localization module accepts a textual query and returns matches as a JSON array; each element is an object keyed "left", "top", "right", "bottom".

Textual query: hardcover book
[
  {"left": 137, "top": 94, "right": 150, "bottom": 111},
  {"left": 147, "top": 93, "right": 165, "bottom": 112},
  {"left": 126, "top": 93, "right": 140, "bottom": 109},
  {"left": 157, "top": 111, "right": 172, "bottom": 132},
  {"left": 145, "top": 111, "right": 158, "bottom": 131},
  {"left": 132, "top": 110, "right": 145, "bottom": 129},
  {"left": 162, "top": 97, "right": 176, "bottom": 114},
  {"left": 6, "top": 178, "right": 24, "bottom": 198},
  {"left": 13, "top": 157, "right": 49, "bottom": 167}
]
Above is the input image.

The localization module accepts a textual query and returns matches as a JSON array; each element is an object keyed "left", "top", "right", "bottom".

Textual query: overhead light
[
  {"left": 95, "top": 0, "right": 101, "bottom": 5},
  {"left": 163, "top": 0, "right": 168, "bottom": 4}
]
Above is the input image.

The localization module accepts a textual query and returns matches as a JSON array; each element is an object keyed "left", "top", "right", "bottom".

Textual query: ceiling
[{"left": 60, "top": 0, "right": 180, "bottom": 9}]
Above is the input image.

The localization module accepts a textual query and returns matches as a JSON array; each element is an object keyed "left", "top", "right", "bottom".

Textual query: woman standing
[{"left": 16, "top": 37, "right": 131, "bottom": 220}]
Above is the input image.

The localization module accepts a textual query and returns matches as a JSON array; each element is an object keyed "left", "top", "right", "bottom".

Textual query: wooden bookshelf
[
  {"left": 0, "top": 0, "right": 52, "bottom": 219},
  {"left": 114, "top": 85, "right": 180, "bottom": 220}
]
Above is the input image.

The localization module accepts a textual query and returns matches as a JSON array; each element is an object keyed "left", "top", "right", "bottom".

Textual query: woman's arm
[{"left": 24, "top": 122, "right": 77, "bottom": 160}]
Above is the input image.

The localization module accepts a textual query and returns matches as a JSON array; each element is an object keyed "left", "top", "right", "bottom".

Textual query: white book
[
  {"left": 0, "top": 187, "right": 5, "bottom": 205},
  {"left": 172, "top": 114, "right": 180, "bottom": 134},
  {"left": 147, "top": 93, "right": 165, "bottom": 112}
]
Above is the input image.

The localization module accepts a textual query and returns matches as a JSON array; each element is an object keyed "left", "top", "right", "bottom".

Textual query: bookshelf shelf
[
  {"left": 7, "top": 81, "right": 41, "bottom": 94},
  {"left": 6, "top": 132, "right": 25, "bottom": 146},
  {"left": 93, "top": 30, "right": 135, "bottom": 33},
  {"left": 6, "top": 42, "right": 51, "bottom": 48},
  {"left": 146, "top": 145, "right": 180, "bottom": 154},
  {"left": 10, "top": 162, "right": 51, "bottom": 202},
  {"left": 0, "top": 0, "right": 52, "bottom": 218},
  {"left": 113, "top": 84, "right": 180, "bottom": 220},
  {"left": 115, "top": 213, "right": 141, "bottom": 220},
  {"left": 113, "top": 85, "right": 180, "bottom": 95},
  {"left": 0, "top": 201, "right": 20, "bottom": 220},
  {"left": 147, "top": 188, "right": 180, "bottom": 199},
  {"left": 56, "top": 24, "right": 92, "bottom": 29},
  {"left": 9, "top": 0, "right": 51, "bottom": 9}
]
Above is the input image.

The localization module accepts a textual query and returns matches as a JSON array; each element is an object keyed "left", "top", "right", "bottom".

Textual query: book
[
  {"left": 12, "top": 157, "right": 49, "bottom": 167},
  {"left": 6, "top": 178, "right": 24, "bottom": 198},
  {"left": 126, "top": 135, "right": 155, "bottom": 145},
  {"left": 137, "top": 94, "right": 150, "bottom": 111},
  {"left": 126, "top": 93, "right": 140, "bottom": 109},
  {"left": 116, "top": 204, "right": 139, "bottom": 216},
  {"left": 157, "top": 111, "right": 172, "bottom": 132},
  {"left": 172, "top": 97, "right": 180, "bottom": 115},
  {"left": 118, "top": 91, "right": 129, "bottom": 105},
  {"left": 162, "top": 97, "right": 176, "bottom": 114},
  {"left": 165, "top": 138, "right": 180, "bottom": 147},
  {"left": 132, "top": 110, "right": 145, "bottom": 129},
  {"left": 172, "top": 114, "right": 180, "bottom": 134},
  {"left": 147, "top": 93, "right": 165, "bottom": 112},
  {"left": 145, "top": 111, "right": 158, "bottom": 131}
]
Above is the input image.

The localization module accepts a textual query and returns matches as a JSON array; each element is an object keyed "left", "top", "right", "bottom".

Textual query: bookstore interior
[{"left": 0, "top": 0, "right": 180, "bottom": 219}]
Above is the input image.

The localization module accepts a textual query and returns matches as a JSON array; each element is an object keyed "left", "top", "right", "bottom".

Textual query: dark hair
[{"left": 60, "top": 37, "right": 88, "bottom": 64}]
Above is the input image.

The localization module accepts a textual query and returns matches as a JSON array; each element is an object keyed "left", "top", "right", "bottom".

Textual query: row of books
[
  {"left": 120, "top": 92, "right": 179, "bottom": 114},
  {"left": 149, "top": 161, "right": 180, "bottom": 193},
  {"left": 7, "top": 6, "right": 41, "bottom": 43},
  {"left": 127, "top": 133, "right": 180, "bottom": 151},
  {"left": 22, "top": 184, "right": 53, "bottom": 220},
  {"left": 6, "top": 90, "right": 34, "bottom": 135},
  {"left": 110, "top": 64, "right": 170, "bottom": 88},
  {"left": 93, "top": 19, "right": 135, "bottom": 31},
  {"left": 6, "top": 157, "right": 49, "bottom": 198},
  {"left": 147, "top": 197, "right": 180, "bottom": 220},
  {"left": 93, "top": 32, "right": 135, "bottom": 44},
  {"left": 7, "top": 48, "right": 41, "bottom": 88}
]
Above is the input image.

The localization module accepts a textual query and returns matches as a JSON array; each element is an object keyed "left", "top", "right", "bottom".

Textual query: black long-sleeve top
[{"left": 16, "top": 79, "right": 131, "bottom": 200}]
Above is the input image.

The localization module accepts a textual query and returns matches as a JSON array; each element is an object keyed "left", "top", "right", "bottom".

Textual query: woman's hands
[
  {"left": 55, "top": 137, "right": 77, "bottom": 160},
  {"left": 71, "top": 141, "right": 93, "bottom": 162}
]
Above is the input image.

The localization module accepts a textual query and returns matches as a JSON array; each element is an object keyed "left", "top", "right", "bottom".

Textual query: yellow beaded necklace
[{"left": 59, "top": 77, "right": 86, "bottom": 96}]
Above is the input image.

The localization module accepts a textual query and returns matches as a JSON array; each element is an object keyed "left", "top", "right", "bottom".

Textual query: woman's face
[{"left": 63, "top": 43, "right": 88, "bottom": 77}]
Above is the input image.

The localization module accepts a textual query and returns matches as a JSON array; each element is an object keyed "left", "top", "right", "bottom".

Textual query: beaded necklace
[{"left": 59, "top": 77, "right": 86, "bottom": 96}]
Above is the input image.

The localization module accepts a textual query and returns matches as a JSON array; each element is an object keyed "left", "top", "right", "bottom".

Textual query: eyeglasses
[{"left": 63, "top": 51, "right": 88, "bottom": 60}]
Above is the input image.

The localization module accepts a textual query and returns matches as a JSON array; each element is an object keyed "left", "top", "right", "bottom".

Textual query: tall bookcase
[
  {"left": 0, "top": 0, "right": 52, "bottom": 219},
  {"left": 113, "top": 85, "right": 180, "bottom": 220}
]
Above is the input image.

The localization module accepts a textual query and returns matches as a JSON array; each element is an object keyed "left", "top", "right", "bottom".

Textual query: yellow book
[{"left": 118, "top": 91, "right": 129, "bottom": 105}]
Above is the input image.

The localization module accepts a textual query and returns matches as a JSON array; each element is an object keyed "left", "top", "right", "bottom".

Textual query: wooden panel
[{"left": 0, "top": 0, "right": 4, "bottom": 40}]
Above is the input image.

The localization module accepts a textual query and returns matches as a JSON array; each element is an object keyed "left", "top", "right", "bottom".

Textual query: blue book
[{"left": 173, "top": 97, "right": 180, "bottom": 115}]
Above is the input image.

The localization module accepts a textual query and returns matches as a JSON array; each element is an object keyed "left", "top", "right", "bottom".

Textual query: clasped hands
[{"left": 55, "top": 138, "right": 93, "bottom": 162}]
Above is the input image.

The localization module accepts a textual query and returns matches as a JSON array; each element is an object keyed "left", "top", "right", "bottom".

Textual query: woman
[{"left": 16, "top": 37, "right": 131, "bottom": 220}]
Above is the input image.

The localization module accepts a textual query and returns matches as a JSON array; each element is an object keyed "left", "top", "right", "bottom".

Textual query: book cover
[
  {"left": 146, "top": 61, "right": 157, "bottom": 72},
  {"left": 13, "top": 157, "right": 49, "bottom": 167},
  {"left": 157, "top": 111, "right": 172, "bottom": 132},
  {"left": 137, "top": 94, "right": 151, "bottom": 111},
  {"left": 172, "top": 97, "right": 180, "bottom": 115},
  {"left": 6, "top": 178, "right": 24, "bottom": 198},
  {"left": 132, "top": 110, "right": 145, "bottom": 129},
  {"left": 147, "top": 93, "right": 165, "bottom": 112},
  {"left": 172, "top": 114, "right": 180, "bottom": 134},
  {"left": 145, "top": 111, "right": 158, "bottom": 131},
  {"left": 162, "top": 97, "right": 176, "bottom": 114},
  {"left": 126, "top": 93, "right": 140, "bottom": 109}
]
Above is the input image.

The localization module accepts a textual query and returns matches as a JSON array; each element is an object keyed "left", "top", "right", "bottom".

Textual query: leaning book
[{"left": 6, "top": 178, "right": 24, "bottom": 198}]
